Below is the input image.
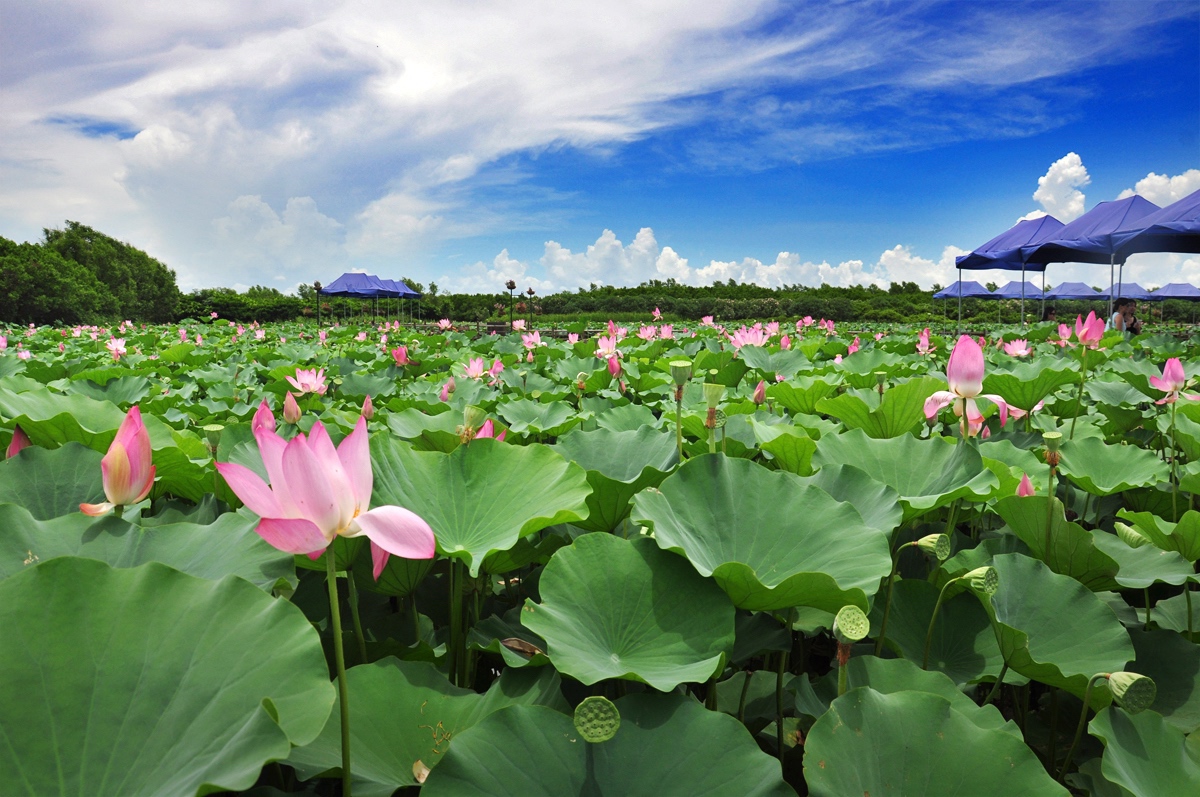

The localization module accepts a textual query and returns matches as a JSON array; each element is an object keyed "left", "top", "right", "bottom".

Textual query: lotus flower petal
[
  {"left": 350, "top": 505, "right": 437, "bottom": 563},
  {"left": 256, "top": 516, "right": 330, "bottom": 555},
  {"left": 215, "top": 462, "right": 284, "bottom": 518}
]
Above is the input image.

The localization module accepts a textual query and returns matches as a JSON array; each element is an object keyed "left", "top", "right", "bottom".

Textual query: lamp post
[
  {"left": 526, "top": 286, "right": 535, "bottom": 327},
  {"left": 506, "top": 280, "right": 516, "bottom": 328},
  {"left": 314, "top": 281, "right": 322, "bottom": 327}
]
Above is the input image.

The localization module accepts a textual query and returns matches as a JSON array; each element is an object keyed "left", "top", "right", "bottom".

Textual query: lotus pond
[{"left": 1, "top": 316, "right": 1199, "bottom": 796}]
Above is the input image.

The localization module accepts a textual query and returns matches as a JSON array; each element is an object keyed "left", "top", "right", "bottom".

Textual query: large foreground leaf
[
  {"left": 1088, "top": 706, "right": 1200, "bottom": 797},
  {"left": 814, "top": 376, "right": 943, "bottom": 438},
  {"left": 522, "top": 534, "right": 735, "bottom": 690},
  {"left": 552, "top": 427, "right": 678, "bottom": 532},
  {"left": 0, "top": 442, "right": 104, "bottom": 519},
  {"left": 632, "top": 454, "right": 891, "bottom": 612},
  {"left": 803, "top": 687, "right": 1067, "bottom": 796},
  {"left": 0, "top": 558, "right": 333, "bottom": 797},
  {"left": 422, "top": 693, "right": 796, "bottom": 796},
  {"left": 1058, "top": 437, "right": 1170, "bottom": 496}
]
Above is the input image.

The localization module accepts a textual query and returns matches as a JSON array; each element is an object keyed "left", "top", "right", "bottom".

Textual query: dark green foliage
[{"left": 0, "top": 239, "right": 116, "bottom": 324}]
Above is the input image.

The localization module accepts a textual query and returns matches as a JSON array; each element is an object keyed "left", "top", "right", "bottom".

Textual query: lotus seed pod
[
  {"left": 1108, "top": 672, "right": 1156, "bottom": 714},
  {"left": 712, "top": 409, "right": 727, "bottom": 429},
  {"left": 670, "top": 360, "right": 693, "bottom": 386},
  {"left": 833, "top": 605, "right": 870, "bottom": 644},
  {"left": 1114, "top": 522, "right": 1151, "bottom": 549},
  {"left": 1043, "top": 431, "right": 1062, "bottom": 452},
  {"left": 574, "top": 696, "right": 621, "bottom": 743},
  {"left": 463, "top": 405, "right": 486, "bottom": 430},
  {"left": 964, "top": 566, "right": 999, "bottom": 596},
  {"left": 201, "top": 423, "right": 224, "bottom": 449},
  {"left": 875, "top": 371, "right": 886, "bottom": 386},
  {"left": 915, "top": 533, "right": 952, "bottom": 562},
  {"left": 703, "top": 382, "right": 725, "bottom": 409}
]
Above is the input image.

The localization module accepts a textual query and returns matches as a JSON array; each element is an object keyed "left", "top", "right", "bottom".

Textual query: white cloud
[
  {"left": 437, "top": 249, "right": 555, "bottom": 295},
  {"left": 1029, "top": 152, "right": 1090, "bottom": 221},
  {"left": 1117, "top": 169, "right": 1200, "bottom": 207}
]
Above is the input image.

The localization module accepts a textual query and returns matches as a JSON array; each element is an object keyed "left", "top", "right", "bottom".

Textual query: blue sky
[{"left": 1, "top": 0, "right": 1197, "bottom": 294}]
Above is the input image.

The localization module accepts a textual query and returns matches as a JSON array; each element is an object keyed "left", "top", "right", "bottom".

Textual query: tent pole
[
  {"left": 1040, "top": 271, "right": 1046, "bottom": 320},
  {"left": 1020, "top": 266, "right": 1026, "bottom": 330},
  {"left": 957, "top": 269, "right": 963, "bottom": 335},
  {"left": 1108, "top": 255, "right": 1115, "bottom": 319}
]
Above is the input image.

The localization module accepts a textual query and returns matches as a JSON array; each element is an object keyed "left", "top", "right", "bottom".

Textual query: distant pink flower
[
  {"left": 799, "top": 316, "right": 814, "bottom": 329},
  {"left": 179, "top": 328, "right": 187, "bottom": 342},
  {"left": 57, "top": 342, "right": 64, "bottom": 352},
  {"left": 464, "top": 358, "right": 486, "bottom": 379},
  {"left": 488, "top": 359, "right": 504, "bottom": 378},
  {"left": 1003, "top": 339, "right": 1032, "bottom": 357},
  {"left": 924, "top": 335, "right": 1009, "bottom": 438},
  {"left": 916, "top": 328, "right": 935, "bottom": 356},
  {"left": 106, "top": 338, "right": 126, "bottom": 361},
  {"left": 287, "top": 368, "right": 328, "bottom": 396},
  {"left": 355, "top": 331, "right": 367, "bottom": 342},
  {"left": 237, "top": 325, "right": 246, "bottom": 335},
  {"left": 0, "top": 335, "right": 6, "bottom": 352},
  {"left": 81, "top": 406, "right": 155, "bottom": 515},
  {"left": 729, "top": 325, "right": 769, "bottom": 349},
  {"left": 658, "top": 325, "right": 673, "bottom": 340},
  {"left": 1075, "top": 312, "right": 1104, "bottom": 348},
  {"left": 753, "top": 380, "right": 766, "bottom": 405},
  {"left": 216, "top": 405, "right": 435, "bottom": 578},
  {"left": 521, "top": 330, "right": 543, "bottom": 349},
  {"left": 392, "top": 346, "right": 410, "bottom": 366},
  {"left": 440, "top": 378, "right": 455, "bottom": 402},
  {"left": 210, "top": 312, "right": 218, "bottom": 319},
  {"left": 776, "top": 373, "right": 785, "bottom": 382},
  {"left": 319, "top": 330, "right": 328, "bottom": 345},
  {"left": 17, "top": 350, "right": 30, "bottom": 361},
  {"left": 847, "top": 336, "right": 860, "bottom": 355},
  {"left": 438, "top": 318, "right": 452, "bottom": 331},
  {"left": 567, "top": 333, "right": 580, "bottom": 344},
  {"left": 1055, "top": 324, "right": 1073, "bottom": 348},
  {"left": 195, "top": 334, "right": 203, "bottom": 346},
  {"left": 833, "top": 354, "right": 843, "bottom": 364},
  {"left": 1150, "top": 357, "right": 1199, "bottom": 405},
  {"left": 780, "top": 334, "right": 790, "bottom": 349},
  {"left": 765, "top": 321, "right": 780, "bottom": 337},
  {"left": 283, "top": 392, "right": 302, "bottom": 424},
  {"left": 7, "top": 425, "right": 31, "bottom": 459},
  {"left": 875, "top": 332, "right": 884, "bottom": 341},
  {"left": 255, "top": 329, "right": 266, "bottom": 340},
  {"left": 700, "top": 315, "right": 715, "bottom": 327},
  {"left": 511, "top": 319, "right": 526, "bottom": 331},
  {"left": 607, "top": 356, "right": 621, "bottom": 377},
  {"left": 652, "top": 307, "right": 662, "bottom": 321},
  {"left": 637, "top": 325, "right": 657, "bottom": 340},
  {"left": 1017, "top": 473, "right": 1035, "bottom": 497}
]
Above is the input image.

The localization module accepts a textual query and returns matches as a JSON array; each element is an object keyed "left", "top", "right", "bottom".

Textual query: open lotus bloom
[
  {"left": 1075, "top": 311, "right": 1105, "bottom": 348},
  {"left": 216, "top": 403, "right": 436, "bottom": 579},
  {"left": 287, "top": 367, "right": 328, "bottom": 395},
  {"left": 1149, "top": 357, "right": 1198, "bottom": 405},
  {"left": 1003, "top": 339, "right": 1032, "bottom": 357},
  {"left": 924, "top": 335, "right": 1008, "bottom": 437},
  {"left": 81, "top": 406, "right": 156, "bottom": 515}
]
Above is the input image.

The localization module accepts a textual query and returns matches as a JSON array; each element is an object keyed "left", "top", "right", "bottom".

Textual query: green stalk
[
  {"left": 708, "top": 425, "right": 716, "bottom": 455},
  {"left": 675, "top": 394, "right": 684, "bottom": 460},
  {"left": 326, "top": 553, "right": 352, "bottom": 797},
  {"left": 1069, "top": 350, "right": 1087, "bottom": 440},
  {"left": 1059, "top": 675, "right": 1106, "bottom": 781},
  {"left": 874, "top": 543, "right": 909, "bottom": 656},
  {"left": 736, "top": 671, "right": 753, "bottom": 724},
  {"left": 347, "top": 573, "right": 368, "bottom": 665},
  {"left": 1170, "top": 401, "right": 1179, "bottom": 521},
  {"left": 922, "top": 579, "right": 957, "bottom": 669},
  {"left": 775, "top": 650, "right": 788, "bottom": 761},
  {"left": 1186, "top": 585, "right": 1194, "bottom": 641},
  {"left": 837, "top": 651, "right": 849, "bottom": 697},
  {"left": 448, "top": 560, "right": 462, "bottom": 687},
  {"left": 1144, "top": 588, "right": 1153, "bottom": 631},
  {"left": 982, "top": 661, "right": 1008, "bottom": 706},
  {"left": 1045, "top": 468, "right": 1057, "bottom": 557}
]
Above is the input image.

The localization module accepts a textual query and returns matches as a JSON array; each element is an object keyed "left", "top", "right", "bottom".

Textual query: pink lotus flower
[
  {"left": 659, "top": 325, "right": 674, "bottom": 340},
  {"left": 595, "top": 335, "right": 620, "bottom": 359},
  {"left": 916, "top": 328, "right": 935, "bottom": 356},
  {"left": 1149, "top": 357, "right": 1198, "bottom": 405},
  {"left": 1075, "top": 312, "right": 1104, "bottom": 348},
  {"left": 195, "top": 334, "right": 203, "bottom": 346},
  {"left": 210, "top": 312, "right": 218, "bottom": 319},
  {"left": 729, "top": 325, "right": 769, "bottom": 349},
  {"left": 833, "top": 354, "right": 843, "bottom": 364},
  {"left": 521, "top": 330, "right": 543, "bottom": 349},
  {"left": 81, "top": 407, "right": 156, "bottom": 515},
  {"left": 319, "top": 330, "right": 328, "bottom": 345},
  {"left": 392, "top": 346, "right": 410, "bottom": 366},
  {"left": 57, "top": 343, "right": 64, "bottom": 352},
  {"left": 238, "top": 325, "right": 246, "bottom": 336},
  {"left": 362, "top": 394, "right": 374, "bottom": 420},
  {"left": 438, "top": 318, "right": 452, "bottom": 331},
  {"left": 287, "top": 368, "right": 328, "bottom": 396},
  {"left": 1003, "top": 339, "right": 1032, "bottom": 357},
  {"left": 607, "top": 356, "right": 621, "bottom": 377},
  {"left": 765, "top": 321, "right": 780, "bottom": 337},
  {"left": 17, "top": 350, "right": 31, "bottom": 360},
  {"left": 923, "top": 335, "right": 1009, "bottom": 437},
  {"left": 637, "top": 325, "right": 657, "bottom": 341},
  {"left": 106, "top": 338, "right": 126, "bottom": 361},
  {"left": 511, "top": 319, "right": 526, "bottom": 331},
  {"left": 440, "top": 378, "right": 455, "bottom": 401},
  {"left": 216, "top": 406, "right": 435, "bottom": 578},
  {"left": 355, "top": 331, "right": 367, "bottom": 342},
  {"left": 475, "top": 419, "right": 507, "bottom": 442},
  {"left": 776, "top": 373, "right": 785, "bottom": 382},
  {"left": 283, "top": 392, "right": 302, "bottom": 424},
  {"left": 179, "top": 328, "right": 187, "bottom": 342},
  {"left": 255, "top": 329, "right": 266, "bottom": 340},
  {"left": 701, "top": 315, "right": 715, "bottom": 327},
  {"left": 652, "top": 307, "right": 662, "bottom": 321},
  {"left": 464, "top": 358, "right": 486, "bottom": 379},
  {"left": 847, "top": 336, "right": 860, "bottom": 355},
  {"left": 1008, "top": 400, "right": 1044, "bottom": 420},
  {"left": 753, "top": 380, "right": 766, "bottom": 405},
  {"left": 875, "top": 332, "right": 884, "bottom": 341},
  {"left": 567, "top": 333, "right": 580, "bottom": 344},
  {"left": 799, "top": 316, "right": 814, "bottom": 329},
  {"left": 780, "top": 334, "right": 791, "bottom": 349},
  {"left": 1017, "top": 473, "right": 1035, "bottom": 497},
  {"left": 7, "top": 425, "right": 31, "bottom": 459},
  {"left": 488, "top": 359, "right": 504, "bottom": 378}
]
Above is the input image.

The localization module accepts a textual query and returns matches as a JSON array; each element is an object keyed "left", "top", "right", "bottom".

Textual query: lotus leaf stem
[
  {"left": 736, "top": 671, "right": 753, "bottom": 724},
  {"left": 1059, "top": 674, "right": 1108, "bottom": 782},
  {"left": 675, "top": 394, "right": 684, "bottom": 460},
  {"left": 874, "top": 542, "right": 910, "bottom": 656},
  {"left": 326, "top": 552, "right": 353, "bottom": 797},
  {"left": 347, "top": 572, "right": 368, "bottom": 665},
  {"left": 922, "top": 578, "right": 957, "bottom": 669},
  {"left": 1170, "top": 401, "right": 1179, "bottom": 521},
  {"left": 982, "top": 661, "right": 1008, "bottom": 706},
  {"left": 1069, "top": 351, "right": 1087, "bottom": 440},
  {"left": 775, "top": 650, "right": 787, "bottom": 762},
  {"left": 1186, "top": 586, "right": 1194, "bottom": 640},
  {"left": 449, "top": 559, "right": 463, "bottom": 687},
  {"left": 1144, "top": 588, "right": 1152, "bottom": 631},
  {"left": 1047, "top": 687, "right": 1059, "bottom": 768}
]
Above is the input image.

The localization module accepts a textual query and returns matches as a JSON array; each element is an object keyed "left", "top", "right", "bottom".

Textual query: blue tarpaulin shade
[
  {"left": 1113, "top": 189, "right": 1200, "bottom": 257},
  {"left": 990, "top": 281, "right": 1044, "bottom": 298},
  {"left": 1097, "top": 283, "right": 1153, "bottom": 301},
  {"left": 933, "top": 280, "right": 993, "bottom": 298},
  {"left": 1150, "top": 282, "right": 1200, "bottom": 301},
  {"left": 320, "top": 272, "right": 421, "bottom": 298},
  {"left": 956, "top": 215, "right": 1063, "bottom": 272},
  {"left": 1044, "top": 282, "right": 1101, "bottom": 300}
]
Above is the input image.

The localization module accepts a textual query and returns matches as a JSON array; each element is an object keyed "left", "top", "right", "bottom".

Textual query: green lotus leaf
[
  {"left": 983, "top": 553, "right": 1134, "bottom": 704},
  {"left": 813, "top": 429, "right": 998, "bottom": 523},
  {"left": 594, "top": 402, "right": 661, "bottom": 432},
  {"left": 757, "top": 425, "right": 818, "bottom": 475},
  {"left": 0, "top": 442, "right": 104, "bottom": 519},
  {"left": 498, "top": 398, "right": 580, "bottom": 438},
  {"left": 65, "top": 375, "right": 152, "bottom": 406},
  {"left": 738, "top": 346, "right": 810, "bottom": 379},
  {"left": 286, "top": 659, "right": 567, "bottom": 796},
  {"left": 1127, "top": 629, "right": 1200, "bottom": 733},
  {"left": 766, "top": 376, "right": 841, "bottom": 414},
  {"left": 979, "top": 438, "right": 1045, "bottom": 479},
  {"left": 992, "top": 495, "right": 1120, "bottom": 590},
  {"left": 1117, "top": 510, "right": 1200, "bottom": 563},
  {"left": 1089, "top": 531, "right": 1194, "bottom": 589},
  {"left": 1058, "top": 437, "right": 1170, "bottom": 496},
  {"left": 1109, "top": 358, "right": 1169, "bottom": 400},
  {"left": 468, "top": 606, "right": 552, "bottom": 668},
  {"left": 796, "top": 463, "right": 903, "bottom": 536},
  {"left": 385, "top": 407, "right": 464, "bottom": 452},
  {"left": 981, "top": 359, "right": 1079, "bottom": 412},
  {"left": 0, "top": 558, "right": 333, "bottom": 797},
  {"left": 552, "top": 427, "right": 678, "bottom": 532},
  {"left": 371, "top": 436, "right": 590, "bottom": 576},
  {"left": 838, "top": 349, "right": 910, "bottom": 388},
  {"left": 632, "top": 454, "right": 891, "bottom": 612},
  {"left": 1087, "top": 705, "right": 1200, "bottom": 797},
  {"left": 522, "top": 534, "right": 734, "bottom": 690},
  {"left": 338, "top": 372, "right": 397, "bottom": 399},
  {"left": 803, "top": 687, "right": 1068, "bottom": 797},
  {"left": 0, "top": 504, "right": 295, "bottom": 591},
  {"left": 1087, "top": 378, "right": 1153, "bottom": 408},
  {"left": 814, "top": 375, "right": 944, "bottom": 438},
  {"left": 1150, "top": 591, "right": 1200, "bottom": 638},
  {"left": 422, "top": 693, "right": 796, "bottom": 796},
  {"left": 353, "top": 551, "right": 434, "bottom": 598}
]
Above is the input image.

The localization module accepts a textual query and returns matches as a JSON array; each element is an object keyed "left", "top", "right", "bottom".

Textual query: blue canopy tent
[
  {"left": 980, "top": 281, "right": 1045, "bottom": 324},
  {"left": 319, "top": 273, "right": 422, "bottom": 324},
  {"left": 1113, "top": 188, "right": 1200, "bottom": 258},
  {"left": 933, "top": 280, "right": 993, "bottom": 331},
  {"left": 1097, "top": 282, "right": 1153, "bottom": 301},
  {"left": 1044, "top": 282, "right": 1102, "bottom": 300},
  {"left": 1024, "top": 195, "right": 1161, "bottom": 316},
  {"left": 1151, "top": 282, "right": 1200, "bottom": 300},
  {"left": 956, "top": 215, "right": 1063, "bottom": 328}
]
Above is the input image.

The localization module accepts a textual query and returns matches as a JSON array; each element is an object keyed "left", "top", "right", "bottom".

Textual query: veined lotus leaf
[
  {"left": 1069, "top": 758, "right": 1138, "bottom": 797},
  {"left": 814, "top": 375, "right": 944, "bottom": 438},
  {"left": 286, "top": 659, "right": 567, "bottom": 796},
  {"left": 0, "top": 442, "right": 104, "bottom": 519},
  {"left": 552, "top": 427, "right": 678, "bottom": 532},
  {"left": 422, "top": 693, "right": 796, "bottom": 797},
  {"left": 992, "top": 495, "right": 1121, "bottom": 590},
  {"left": 632, "top": 454, "right": 891, "bottom": 612},
  {"left": 1127, "top": 629, "right": 1200, "bottom": 734},
  {"left": 385, "top": 407, "right": 464, "bottom": 452},
  {"left": 521, "top": 534, "right": 735, "bottom": 690},
  {"left": 353, "top": 550, "right": 434, "bottom": 598},
  {"left": 594, "top": 402, "right": 662, "bottom": 432},
  {"left": 838, "top": 349, "right": 910, "bottom": 389},
  {"left": 982, "top": 359, "right": 1079, "bottom": 412},
  {"left": 1087, "top": 706, "right": 1200, "bottom": 797},
  {"left": 1117, "top": 509, "right": 1200, "bottom": 563},
  {"left": 0, "top": 558, "right": 333, "bottom": 797},
  {"left": 812, "top": 428, "right": 998, "bottom": 523},
  {"left": 65, "top": 375, "right": 152, "bottom": 406},
  {"left": 738, "top": 346, "right": 810, "bottom": 379},
  {"left": 1150, "top": 591, "right": 1200, "bottom": 638},
  {"left": 1109, "top": 358, "right": 1171, "bottom": 400},
  {"left": 803, "top": 687, "right": 1068, "bottom": 797},
  {"left": 796, "top": 463, "right": 903, "bottom": 537},
  {"left": 468, "top": 606, "right": 552, "bottom": 668},
  {"left": 1087, "top": 378, "right": 1154, "bottom": 407},
  {"left": 0, "top": 503, "right": 295, "bottom": 591},
  {"left": 1089, "top": 531, "right": 1194, "bottom": 589},
  {"left": 1165, "top": 410, "right": 1200, "bottom": 462},
  {"left": 1058, "top": 437, "right": 1170, "bottom": 496},
  {"left": 754, "top": 421, "right": 818, "bottom": 476},
  {"left": 498, "top": 398, "right": 580, "bottom": 438},
  {"left": 984, "top": 554, "right": 1134, "bottom": 704},
  {"left": 371, "top": 436, "right": 590, "bottom": 577},
  {"left": 338, "top": 372, "right": 397, "bottom": 399},
  {"left": 979, "top": 438, "right": 1045, "bottom": 478},
  {"left": 766, "top": 376, "right": 841, "bottom": 414}
]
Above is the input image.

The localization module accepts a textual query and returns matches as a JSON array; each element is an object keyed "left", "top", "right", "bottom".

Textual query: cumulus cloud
[
  {"left": 1118, "top": 169, "right": 1200, "bottom": 207},
  {"left": 1029, "top": 152, "right": 1090, "bottom": 221}
]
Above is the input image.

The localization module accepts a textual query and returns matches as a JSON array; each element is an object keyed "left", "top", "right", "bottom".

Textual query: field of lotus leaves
[{"left": 2, "top": 313, "right": 1199, "bottom": 796}]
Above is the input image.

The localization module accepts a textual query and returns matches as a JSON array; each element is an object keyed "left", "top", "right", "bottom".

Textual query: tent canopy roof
[
  {"left": 956, "top": 214, "right": 1063, "bottom": 271},
  {"left": 319, "top": 272, "right": 421, "bottom": 298},
  {"left": 933, "top": 280, "right": 993, "bottom": 299},
  {"left": 1025, "top": 195, "right": 1161, "bottom": 265},
  {"left": 1114, "top": 188, "right": 1200, "bottom": 257},
  {"left": 1044, "top": 281, "right": 1101, "bottom": 300},
  {"left": 1151, "top": 282, "right": 1200, "bottom": 300}
]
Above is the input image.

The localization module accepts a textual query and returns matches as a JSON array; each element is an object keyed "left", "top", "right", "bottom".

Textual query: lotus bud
[
  {"left": 753, "top": 380, "right": 766, "bottom": 405},
  {"left": 574, "top": 695, "right": 620, "bottom": 743},
  {"left": 703, "top": 382, "right": 725, "bottom": 409},
  {"left": 6, "top": 424, "right": 31, "bottom": 459},
  {"left": 963, "top": 565, "right": 999, "bottom": 596},
  {"left": 607, "top": 356, "right": 621, "bottom": 377},
  {"left": 1017, "top": 473, "right": 1035, "bottom": 497},
  {"left": 670, "top": 359, "right": 693, "bottom": 386},
  {"left": 1106, "top": 671, "right": 1156, "bottom": 714},
  {"left": 283, "top": 391, "right": 301, "bottom": 425},
  {"left": 361, "top": 394, "right": 374, "bottom": 420},
  {"left": 916, "top": 533, "right": 952, "bottom": 562},
  {"left": 1115, "top": 522, "right": 1151, "bottom": 549}
]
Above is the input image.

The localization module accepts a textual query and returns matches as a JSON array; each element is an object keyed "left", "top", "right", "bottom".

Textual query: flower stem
[
  {"left": 1144, "top": 588, "right": 1152, "bottom": 631},
  {"left": 1186, "top": 586, "right": 1194, "bottom": 641},
  {"left": 1170, "top": 401, "right": 1179, "bottom": 521},
  {"left": 874, "top": 543, "right": 908, "bottom": 656},
  {"left": 1069, "top": 352, "right": 1087, "bottom": 440},
  {"left": 347, "top": 572, "right": 368, "bottom": 665},
  {"left": 1059, "top": 675, "right": 1106, "bottom": 782},
  {"left": 1044, "top": 469, "right": 1057, "bottom": 557},
  {"left": 676, "top": 393, "right": 684, "bottom": 460},
  {"left": 775, "top": 649, "right": 788, "bottom": 762},
  {"left": 922, "top": 579, "right": 956, "bottom": 669},
  {"left": 326, "top": 552, "right": 352, "bottom": 797},
  {"left": 736, "top": 670, "right": 753, "bottom": 724},
  {"left": 449, "top": 559, "right": 463, "bottom": 687}
]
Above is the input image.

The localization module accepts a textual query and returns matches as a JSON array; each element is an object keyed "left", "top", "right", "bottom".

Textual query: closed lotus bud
[
  {"left": 1017, "top": 473, "right": 1035, "bottom": 497},
  {"left": 607, "top": 355, "right": 621, "bottom": 377},
  {"left": 916, "top": 533, "right": 952, "bottom": 562},
  {"left": 753, "top": 380, "right": 766, "bottom": 405},
  {"left": 6, "top": 424, "right": 31, "bottom": 459},
  {"left": 833, "top": 605, "right": 870, "bottom": 645},
  {"left": 703, "top": 382, "right": 725, "bottom": 409},
  {"left": 1107, "top": 671, "right": 1156, "bottom": 714},
  {"left": 1115, "top": 522, "right": 1150, "bottom": 549},
  {"left": 283, "top": 391, "right": 302, "bottom": 425},
  {"left": 361, "top": 394, "right": 374, "bottom": 420},
  {"left": 574, "top": 696, "right": 621, "bottom": 743},
  {"left": 670, "top": 359, "right": 693, "bottom": 386},
  {"left": 963, "top": 566, "right": 999, "bottom": 596}
]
